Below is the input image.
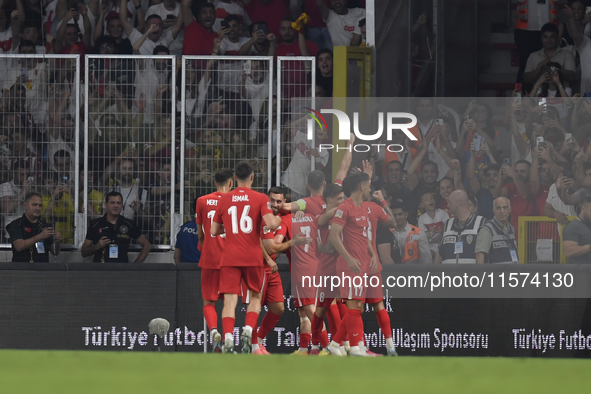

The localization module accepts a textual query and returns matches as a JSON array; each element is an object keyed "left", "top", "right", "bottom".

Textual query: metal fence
[
  {"left": 0, "top": 54, "right": 81, "bottom": 248},
  {"left": 179, "top": 55, "right": 275, "bottom": 225},
  {"left": 277, "top": 56, "right": 316, "bottom": 200},
  {"left": 84, "top": 55, "right": 176, "bottom": 249}
]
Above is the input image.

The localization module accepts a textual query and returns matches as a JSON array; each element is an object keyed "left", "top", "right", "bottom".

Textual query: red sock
[
  {"left": 320, "top": 330, "right": 329, "bottom": 348},
  {"left": 311, "top": 313, "right": 324, "bottom": 346},
  {"left": 244, "top": 311, "right": 259, "bottom": 331},
  {"left": 299, "top": 333, "right": 311, "bottom": 350},
  {"left": 338, "top": 302, "right": 348, "bottom": 319},
  {"left": 332, "top": 316, "right": 348, "bottom": 344},
  {"left": 252, "top": 329, "right": 259, "bottom": 345},
  {"left": 327, "top": 304, "right": 341, "bottom": 336},
  {"left": 203, "top": 305, "right": 218, "bottom": 331},
  {"left": 222, "top": 317, "right": 235, "bottom": 338},
  {"left": 346, "top": 309, "right": 364, "bottom": 347},
  {"left": 257, "top": 311, "right": 282, "bottom": 340},
  {"left": 376, "top": 309, "right": 392, "bottom": 339}
]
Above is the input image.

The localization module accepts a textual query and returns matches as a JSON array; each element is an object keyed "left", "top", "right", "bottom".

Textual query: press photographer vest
[
  {"left": 482, "top": 220, "right": 518, "bottom": 264},
  {"left": 391, "top": 224, "right": 423, "bottom": 264},
  {"left": 439, "top": 214, "right": 485, "bottom": 264}
]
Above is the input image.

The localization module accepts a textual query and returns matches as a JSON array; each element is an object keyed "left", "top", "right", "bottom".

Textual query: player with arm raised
[
  {"left": 211, "top": 161, "right": 281, "bottom": 354},
  {"left": 326, "top": 171, "right": 378, "bottom": 357},
  {"left": 309, "top": 183, "right": 345, "bottom": 354},
  {"left": 282, "top": 134, "right": 355, "bottom": 215},
  {"left": 195, "top": 168, "right": 233, "bottom": 353}
]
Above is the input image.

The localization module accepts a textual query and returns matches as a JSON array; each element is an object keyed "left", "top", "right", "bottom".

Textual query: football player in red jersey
[
  {"left": 282, "top": 134, "right": 355, "bottom": 215},
  {"left": 362, "top": 189, "right": 398, "bottom": 356},
  {"left": 327, "top": 171, "right": 378, "bottom": 356},
  {"left": 310, "top": 183, "right": 345, "bottom": 354},
  {"left": 211, "top": 161, "right": 281, "bottom": 354},
  {"left": 195, "top": 169, "right": 233, "bottom": 353}
]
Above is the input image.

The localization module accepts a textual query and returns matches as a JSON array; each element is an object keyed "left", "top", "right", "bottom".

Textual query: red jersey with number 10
[
  {"left": 195, "top": 192, "right": 225, "bottom": 269},
  {"left": 213, "top": 187, "right": 273, "bottom": 267},
  {"left": 331, "top": 198, "right": 371, "bottom": 274}
]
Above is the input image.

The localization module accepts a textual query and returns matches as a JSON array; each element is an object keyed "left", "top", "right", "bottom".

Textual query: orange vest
[
  {"left": 393, "top": 224, "right": 423, "bottom": 264},
  {"left": 515, "top": 0, "right": 558, "bottom": 30}
]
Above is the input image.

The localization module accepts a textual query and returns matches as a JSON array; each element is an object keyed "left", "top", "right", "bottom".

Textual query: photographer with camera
[{"left": 6, "top": 192, "right": 62, "bottom": 263}]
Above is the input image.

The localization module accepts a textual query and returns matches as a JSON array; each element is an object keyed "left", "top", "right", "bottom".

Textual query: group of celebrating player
[{"left": 195, "top": 135, "right": 399, "bottom": 356}]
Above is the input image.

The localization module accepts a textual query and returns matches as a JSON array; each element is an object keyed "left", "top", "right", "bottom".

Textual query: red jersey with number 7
[
  {"left": 195, "top": 192, "right": 225, "bottom": 269},
  {"left": 330, "top": 198, "right": 371, "bottom": 274},
  {"left": 213, "top": 187, "right": 274, "bottom": 267},
  {"left": 291, "top": 212, "right": 319, "bottom": 284}
]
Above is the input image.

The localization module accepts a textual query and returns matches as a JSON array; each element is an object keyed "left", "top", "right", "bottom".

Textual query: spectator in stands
[
  {"left": 53, "top": 6, "right": 91, "bottom": 55},
  {"left": 3, "top": 40, "right": 48, "bottom": 127},
  {"left": 52, "top": 149, "right": 74, "bottom": 186},
  {"left": 408, "top": 156, "right": 439, "bottom": 205},
  {"left": 316, "top": 48, "right": 333, "bottom": 97},
  {"left": 531, "top": 143, "right": 562, "bottom": 215},
  {"left": 0, "top": 162, "right": 31, "bottom": 238},
  {"left": 297, "top": 0, "right": 332, "bottom": 50},
  {"left": 89, "top": 36, "right": 135, "bottom": 100},
  {"left": 146, "top": 159, "right": 175, "bottom": 244},
  {"left": 105, "top": 158, "right": 146, "bottom": 220},
  {"left": 544, "top": 163, "right": 577, "bottom": 226},
  {"left": 133, "top": 45, "right": 173, "bottom": 125},
  {"left": 174, "top": 199, "right": 201, "bottom": 264},
  {"left": 571, "top": 96, "right": 591, "bottom": 144},
  {"left": 212, "top": 0, "right": 251, "bottom": 33},
  {"left": 501, "top": 160, "right": 538, "bottom": 231},
  {"left": 217, "top": 14, "right": 251, "bottom": 94},
  {"left": 40, "top": 172, "right": 75, "bottom": 244},
  {"left": 529, "top": 63, "right": 573, "bottom": 123},
  {"left": 458, "top": 101, "right": 500, "bottom": 161},
  {"left": 3, "top": 128, "right": 40, "bottom": 178},
  {"left": 239, "top": 21, "right": 277, "bottom": 56},
  {"left": 565, "top": 4, "right": 591, "bottom": 95},
  {"left": 11, "top": 2, "right": 47, "bottom": 54},
  {"left": 181, "top": 0, "right": 217, "bottom": 56},
  {"left": 358, "top": 17, "right": 366, "bottom": 46},
  {"left": 563, "top": 196, "right": 591, "bottom": 263},
  {"left": 436, "top": 177, "right": 455, "bottom": 213},
  {"left": 146, "top": 0, "right": 184, "bottom": 55},
  {"left": 558, "top": 161, "right": 591, "bottom": 206},
  {"left": 120, "top": 0, "right": 183, "bottom": 56},
  {"left": 467, "top": 156, "right": 502, "bottom": 220},
  {"left": 94, "top": 11, "right": 133, "bottom": 54},
  {"left": 244, "top": 0, "right": 290, "bottom": 39},
  {"left": 79, "top": 169, "right": 104, "bottom": 221},
  {"left": 314, "top": 0, "right": 364, "bottom": 47},
  {"left": 47, "top": 115, "right": 75, "bottom": 171},
  {"left": 475, "top": 197, "right": 518, "bottom": 264},
  {"left": 514, "top": 1, "right": 558, "bottom": 84},
  {"left": 523, "top": 23, "right": 576, "bottom": 87},
  {"left": 417, "top": 190, "right": 449, "bottom": 259},
  {"left": 239, "top": 59, "right": 270, "bottom": 124}
]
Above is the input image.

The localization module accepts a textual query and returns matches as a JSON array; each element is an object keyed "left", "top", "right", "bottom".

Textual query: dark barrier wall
[{"left": 1, "top": 264, "right": 591, "bottom": 357}]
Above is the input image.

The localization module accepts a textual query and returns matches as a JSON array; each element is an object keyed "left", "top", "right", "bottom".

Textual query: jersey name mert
[{"left": 206, "top": 199, "right": 218, "bottom": 206}]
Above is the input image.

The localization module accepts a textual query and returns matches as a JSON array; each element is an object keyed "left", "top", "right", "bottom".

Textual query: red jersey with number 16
[
  {"left": 331, "top": 198, "right": 371, "bottom": 274},
  {"left": 195, "top": 192, "right": 225, "bottom": 269},
  {"left": 213, "top": 187, "right": 273, "bottom": 267}
]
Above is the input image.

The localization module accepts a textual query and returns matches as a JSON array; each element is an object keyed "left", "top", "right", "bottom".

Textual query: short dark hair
[
  {"left": 541, "top": 23, "right": 559, "bottom": 36},
  {"left": 439, "top": 176, "right": 454, "bottom": 186},
  {"left": 342, "top": 172, "right": 369, "bottom": 197},
  {"left": 224, "top": 14, "right": 240, "bottom": 25},
  {"left": 422, "top": 161, "right": 438, "bottom": 173},
  {"left": 153, "top": 45, "right": 170, "bottom": 55},
  {"left": 146, "top": 14, "right": 163, "bottom": 22},
  {"left": 358, "top": 18, "right": 366, "bottom": 28},
  {"left": 53, "top": 150, "right": 71, "bottom": 161},
  {"left": 515, "top": 159, "right": 531, "bottom": 167},
  {"left": 280, "top": 16, "right": 295, "bottom": 25},
  {"left": 215, "top": 168, "right": 233, "bottom": 185},
  {"left": 23, "top": 20, "right": 39, "bottom": 30},
  {"left": 105, "top": 191, "right": 123, "bottom": 204},
  {"left": 250, "top": 20, "right": 269, "bottom": 34},
  {"left": 235, "top": 161, "right": 254, "bottom": 181},
  {"left": 468, "top": 195, "right": 478, "bottom": 208},
  {"left": 198, "top": 2, "right": 215, "bottom": 13},
  {"left": 316, "top": 48, "right": 333, "bottom": 60},
  {"left": 387, "top": 160, "right": 402, "bottom": 171},
  {"left": 307, "top": 170, "right": 326, "bottom": 190},
  {"left": 582, "top": 196, "right": 591, "bottom": 206},
  {"left": 390, "top": 201, "right": 408, "bottom": 213},
  {"left": 24, "top": 192, "right": 42, "bottom": 202},
  {"left": 323, "top": 183, "right": 343, "bottom": 201},
  {"left": 95, "top": 35, "right": 116, "bottom": 50},
  {"left": 268, "top": 186, "right": 286, "bottom": 197},
  {"left": 486, "top": 164, "right": 500, "bottom": 175}
]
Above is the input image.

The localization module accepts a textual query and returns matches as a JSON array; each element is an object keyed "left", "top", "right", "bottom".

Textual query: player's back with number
[
  {"left": 332, "top": 198, "right": 371, "bottom": 272},
  {"left": 215, "top": 187, "right": 272, "bottom": 266},
  {"left": 196, "top": 192, "right": 225, "bottom": 269}
]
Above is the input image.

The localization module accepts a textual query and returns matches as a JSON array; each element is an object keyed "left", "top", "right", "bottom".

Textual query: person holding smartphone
[{"left": 6, "top": 192, "right": 62, "bottom": 263}]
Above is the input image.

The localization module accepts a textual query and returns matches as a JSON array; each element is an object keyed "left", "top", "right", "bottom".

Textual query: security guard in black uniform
[
  {"left": 6, "top": 192, "right": 63, "bottom": 262},
  {"left": 81, "top": 191, "right": 151, "bottom": 263},
  {"left": 475, "top": 197, "right": 518, "bottom": 264}
]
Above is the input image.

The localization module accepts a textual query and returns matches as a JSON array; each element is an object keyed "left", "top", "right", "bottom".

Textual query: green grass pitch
[{"left": 1, "top": 350, "right": 590, "bottom": 393}]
